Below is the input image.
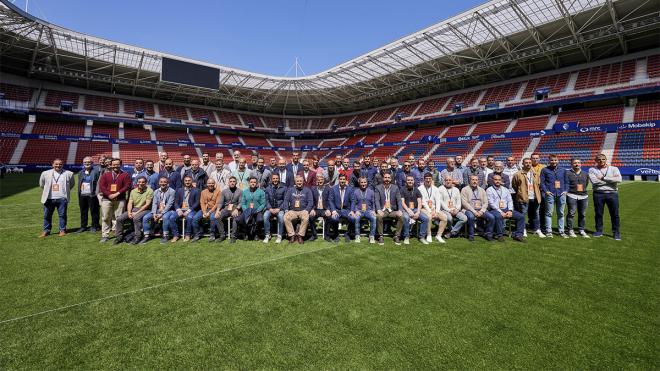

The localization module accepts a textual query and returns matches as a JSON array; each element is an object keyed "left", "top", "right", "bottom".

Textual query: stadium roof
[{"left": 0, "top": 0, "right": 658, "bottom": 115}]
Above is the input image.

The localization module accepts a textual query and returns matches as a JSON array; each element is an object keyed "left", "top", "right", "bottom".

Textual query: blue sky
[{"left": 13, "top": 0, "right": 486, "bottom": 76}]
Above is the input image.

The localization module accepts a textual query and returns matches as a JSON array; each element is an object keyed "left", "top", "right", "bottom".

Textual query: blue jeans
[
  {"left": 566, "top": 196, "right": 588, "bottom": 232},
  {"left": 166, "top": 212, "right": 181, "bottom": 237},
  {"left": 492, "top": 210, "right": 525, "bottom": 237},
  {"left": 43, "top": 198, "right": 67, "bottom": 232},
  {"left": 465, "top": 210, "right": 495, "bottom": 238},
  {"left": 143, "top": 210, "right": 175, "bottom": 236},
  {"left": 402, "top": 208, "right": 428, "bottom": 238},
  {"left": 515, "top": 199, "right": 541, "bottom": 231},
  {"left": 593, "top": 192, "right": 620, "bottom": 235},
  {"left": 442, "top": 210, "right": 468, "bottom": 234},
  {"left": 352, "top": 211, "right": 376, "bottom": 237},
  {"left": 184, "top": 210, "right": 203, "bottom": 237},
  {"left": 544, "top": 194, "right": 566, "bottom": 233},
  {"left": 264, "top": 209, "right": 285, "bottom": 236}
]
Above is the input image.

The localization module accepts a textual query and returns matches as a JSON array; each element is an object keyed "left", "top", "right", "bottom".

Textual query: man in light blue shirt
[{"left": 487, "top": 174, "right": 525, "bottom": 242}]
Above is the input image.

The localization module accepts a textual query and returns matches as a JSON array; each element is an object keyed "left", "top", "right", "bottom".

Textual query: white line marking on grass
[{"left": 0, "top": 245, "right": 334, "bottom": 325}]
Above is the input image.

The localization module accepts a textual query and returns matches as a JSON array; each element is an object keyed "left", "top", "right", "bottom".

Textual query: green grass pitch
[{"left": 0, "top": 174, "right": 658, "bottom": 369}]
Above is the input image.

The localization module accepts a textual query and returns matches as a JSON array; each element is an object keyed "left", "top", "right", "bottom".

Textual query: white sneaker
[
  {"left": 435, "top": 234, "right": 445, "bottom": 243},
  {"left": 579, "top": 230, "right": 590, "bottom": 239},
  {"left": 535, "top": 230, "right": 545, "bottom": 238},
  {"left": 523, "top": 230, "right": 527, "bottom": 238},
  {"left": 403, "top": 237, "right": 410, "bottom": 245},
  {"left": 545, "top": 232, "right": 553, "bottom": 238},
  {"left": 426, "top": 235, "right": 432, "bottom": 243},
  {"left": 369, "top": 236, "right": 375, "bottom": 244},
  {"left": 263, "top": 234, "right": 270, "bottom": 243},
  {"left": 559, "top": 233, "right": 569, "bottom": 239},
  {"left": 568, "top": 230, "right": 577, "bottom": 238},
  {"left": 275, "top": 235, "right": 282, "bottom": 244},
  {"left": 420, "top": 238, "right": 429, "bottom": 245},
  {"left": 355, "top": 236, "right": 361, "bottom": 243}
]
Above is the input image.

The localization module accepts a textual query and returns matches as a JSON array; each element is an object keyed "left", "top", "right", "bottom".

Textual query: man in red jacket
[
  {"left": 297, "top": 159, "right": 317, "bottom": 188},
  {"left": 98, "top": 158, "right": 132, "bottom": 243}
]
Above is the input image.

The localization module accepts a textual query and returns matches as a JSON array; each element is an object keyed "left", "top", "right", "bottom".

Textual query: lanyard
[
  {"left": 425, "top": 186, "right": 432, "bottom": 199},
  {"left": 359, "top": 189, "right": 367, "bottom": 201},
  {"left": 472, "top": 188, "right": 479, "bottom": 201},
  {"left": 526, "top": 171, "right": 533, "bottom": 185},
  {"left": 112, "top": 172, "right": 119, "bottom": 182},
  {"left": 384, "top": 186, "right": 390, "bottom": 202},
  {"left": 52, "top": 171, "right": 62, "bottom": 184},
  {"left": 600, "top": 166, "right": 609, "bottom": 178},
  {"left": 238, "top": 171, "right": 247, "bottom": 183},
  {"left": 444, "top": 187, "right": 453, "bottom": 200}
]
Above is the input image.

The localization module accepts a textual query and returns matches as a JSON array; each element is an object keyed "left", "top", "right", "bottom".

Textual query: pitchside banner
[{"left": 0, "top": 120, "right": 657, "bottom": 152}]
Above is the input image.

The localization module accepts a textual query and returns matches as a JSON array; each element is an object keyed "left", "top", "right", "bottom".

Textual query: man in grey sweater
[{"left": 588, "top": 154, "right": 622, "bottom": 240}]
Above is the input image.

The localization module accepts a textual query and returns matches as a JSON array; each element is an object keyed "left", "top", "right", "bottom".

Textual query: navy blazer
[
  {"left": 265, "top": 183, "right": 288, "bottom": 209},
  {"left": 273, "top": 167, "right": 295, "bottom": 188},
  {"left": 77, "top": 167, "right": 101, "bottom": 196},
  {"left": 351, "top": 187, "right": 376, "bottom": 212},
  {"left": 374, "top": 184, "right": 402, "bottom": 211},
  {"left": 328, "top": 185, "right": 354, "bottom": 212},
  {"left": 174, "top": 187, "right": 201, "bottom": 211},
  {"left": 159, "top": 169, "right": 182, "bottom": 190},
  {"left": 282, "top": 186, "right": 314, "bottom": 212},
  {"left": 287, "top": 162, "right": 303, "bottom": 177},
  {"left": 311, "top": 185, "right": 332, "bottom": 210}
]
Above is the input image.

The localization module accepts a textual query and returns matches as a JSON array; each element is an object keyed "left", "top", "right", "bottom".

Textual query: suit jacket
[
  {"left": 174, "top": 187, "right": 201, "bottom": 212},
  {"left": 297, "top": 169, "right": 317, "bottom": 188},
  {"left": 273, "top": 167, "right": 294, "bottom": 188},
  {"left": 39, "top": 169, "right": 75, "bottom": 204},
  {"left": 287, "top": 162, "right": 303, "bottom": 176},
  {"left": 77, "top": 167, "right": 101, "bottom": 196},
  {"left": 374, "top": 184, "right": 402, "bottom": 211},
  {"left": 328, "top": 185, "right": 354, "bottom": 212},
  {"left": 311, "top": 185, "right": 332, "bottom": 210},
  {"left": 350, "top": 187, "right": 376, "bottom": 213}
]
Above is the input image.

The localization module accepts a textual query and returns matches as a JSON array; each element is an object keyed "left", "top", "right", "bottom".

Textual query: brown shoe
[
  {"left": 183, "top": 236, "right": 190, "bottom": 242},
  {"left": 298, "top": 235, "right": 305, "bottom": 245},
  {"left": 39, "top": 231, "right": 49, "bottom": 238},
  {"left": 171, "top": 236, "right": 180, "bottom": 243},
  {"left": 58, "top": 231, "right": 66, "bottom": 237},
  {"left": 289, "top": 236, "right": 296, "bottom": 244}
]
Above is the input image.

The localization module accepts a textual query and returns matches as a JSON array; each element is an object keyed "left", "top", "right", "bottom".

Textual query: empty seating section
[
  {"left": 480, "top": 82, "right": 521, "bottom": 105},
  {"left": 443, "top": 124, "right": 472, "bottom": 138},
  {"left": 156, "top": 129, "right": 187, "bottom": 142},
  {"left": 294, "top": 140, "right": 317, "bottom": 149},
  {"left": 522, "top": 73, "right": 569, "bottom": 99},
  {"left": 430, "top": 141, "right": 476, "bottom": 162},
  {"left": 613, "top": 129, "right": 659, "bottom": 166},
  {"left": 240, "top": 114, "right": 264, "bottom": 128},
  {"left": 368, "top": 107, "right": 396, "bottom": 123},
  {"left": 334, "top": 115, "right": 355, "bottom": 128},
  {"left": 123, "top": 99, "right": 155, "bottom": 117},
  {"left": 261, "top": 117, "right": 282, "bottom": 129},
  {"left": 647, "top": 55, "right": 660, "bottom": 79},
  {"left": 191, "top": 132, "right": 218, "bottom": 145},
  {"left": 158, "top": 104, "right": 189, "bottom": 121},
  {"left": 471, "top": 120, "right": 510, "bottom": 136},
  {"left": 32, "top": 121, "right": 85, "bottom": 136},
  {"left": 557, "top": 106, "right": 623, "bottom": 126},
  {"left": 21, "top": 139, "right": 69, "bottom": 163},
  {"left": 0, "top": 139, "right": 19, "bottom": 162},
  {"left": 44, "top": 90, "right": 79, "bottom": 108},
  {"left": 218, "top": 134, "right": 239, "bottom": 145},
  {"left": 633, "top": 100, "right": 660, "bottom": 121},
  {"left": 535, "top": 132, "right": 605, "bottom": 167},
  {"left": 75, "top": 141, "right": 113, "bottom": 164},
  {"left": 448, "top": 90, "right": 481, "bottom": 108},
  {"left": 393, "top": 103, "right": 420, "bottom": 118},
  {"left": 310, "top": 118, "right": 333, "bottom": 130},
  {"left": 119, "top": 144, "right": 159, "bottom": 163},
  {"left": 83, "top": 94, "right": 119, "bottom": 113},
  {"left": 575, "top": 60, "right": 636, "bottom": 90},
  {"left": 0, "top": 83, "right": 32, "bottom": 101},
  {"left": 343, "top": 135, "right": 366, "bottom": 147},
  {"left": 380, "top": 131, "right": 411, "bottom": 143},
  {"left": 409, "top": 126, "right": 443, "bottom": 141},
  {"left": 0, "top": 118, "right": 26, "bottom": 133},
  {"left": 189, "top": 108, "right": 216, "bottom": 122},
  {"left": 92, "top": 124, "right": 119, "bottom": 138},
  {"left": 476, "top": 138, "right": 531, "bottom": 160},
  {"left": 415, "top": 97, "right": 450, "bottom": 117},
  {"left": 351, "top": 112, "right": 374, "bottom": 126},
  {"left": 242, "top": 136, "right": 270, "bottom": 147},
  {"left": 512, "top": 115, "right": 550, "bottom": 131},
  {"left": 123, "top": 126, "right": 152, "bottom": 140},
  {"left": 288, "top": 119, "right": 308, "bottom": 130}
]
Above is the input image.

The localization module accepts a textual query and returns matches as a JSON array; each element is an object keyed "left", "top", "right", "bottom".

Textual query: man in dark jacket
[
  {"left": 310, "top": 173, "right": 332, "bottom": 241},
  {"left": 75, "top": 156, "right": 101, "bottom": 233}
]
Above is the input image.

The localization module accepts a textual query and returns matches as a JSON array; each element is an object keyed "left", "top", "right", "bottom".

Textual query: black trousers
[{"left": 79, "top": 195, "right": 100, "bottom": 229}]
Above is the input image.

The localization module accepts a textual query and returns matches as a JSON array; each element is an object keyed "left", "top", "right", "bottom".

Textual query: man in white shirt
[
  {"left": 503, "top": 156, "right": 519, "bottom": 192},
  {"left": 209, "top": 159, "right": 231, "bottom": 191},
  {"left": 418, "top": 173, "right": 447, "bottom": 243},
  {"left": 588, "top": 153, "right": 622, "bottom": 240},
  {"left": 438, "top": 176, "right": 467, "bottom": 239},
  {"left": 39, "top": 158, "right": 75, "bottom": 237},
  {"left": 228, "top": 150, "right": 241, "bottom": 173}
]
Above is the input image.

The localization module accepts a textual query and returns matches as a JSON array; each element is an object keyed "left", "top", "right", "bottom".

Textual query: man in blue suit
[
  {"left": 174, "top": 175, "right": 202, "bottom": 242},
  {"left": 350, "top": 176, "right": 377, "bottom": 243},
  {"left": 287, "top": 151, "right": 303, "bottom": 176},
  {"left": 327, "top": 173, "right": 355, "bottom": 242},
  {"left": 310, "top": 173, "right": 333, "bottom": 242},
  {"left": 273, "top": 158, "right": 294, "bottom": 188}
]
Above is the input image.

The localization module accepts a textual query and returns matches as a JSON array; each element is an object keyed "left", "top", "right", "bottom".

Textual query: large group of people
[{"left": 39, "top": 150, "right": 623, "bottom": 244}]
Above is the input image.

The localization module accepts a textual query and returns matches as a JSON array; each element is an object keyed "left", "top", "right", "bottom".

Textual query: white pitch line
[{"left": 0, "top": 245, "right": 334, "bottom": 325}]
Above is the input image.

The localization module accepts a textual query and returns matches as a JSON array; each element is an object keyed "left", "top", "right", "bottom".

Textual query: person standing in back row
[
  {"left": 540, "top": 154, "right": 568, "bottom": 238},
  {"left": 39, "top": 158, "right": 75, "bottom": 237},
  {"left": 588, "top": 154, "right": 622, "bottom": 240},
  {"left": 565, "top": 158, "right": 590, "bottom": 238},
  {"left": 99, "top": 158, "right": 132, "bottom": 243}
]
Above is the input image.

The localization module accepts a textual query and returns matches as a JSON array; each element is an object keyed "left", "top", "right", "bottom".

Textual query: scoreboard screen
[{"left": 161, "top": 57, "right": 219, "bottom": 90}]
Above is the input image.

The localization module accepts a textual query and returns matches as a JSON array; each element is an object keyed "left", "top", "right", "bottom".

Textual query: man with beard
[
  {"left": 322, "top": 159, "right": 339, "bottom": 186},
  {"left": 237, "top": 177, "right": 266, "bottom": 241},
  {"left": 273, "top": 158, "right": 294, "bottom": 188},
  {"left": 131, "top": 158, "right": 147, "bottom": 187},
  {"left": 212, "top": 176, "right": 242, "bottom": 243},
  {"left": 142, "top": 177, "right": 177, "bottom": 244},
  {"left": 461, "top": 174, "right": 495, "bottom": 241},
  {"left": 200, "top": 153, "right": 216, "bottom": 176},
  {"left": 176, "top": 155, "right": 193, "bottom": 180},
  {"left": 309, "top": 174, "right": 332, "bottom": 242},
  {"left": 462, "top": 158, "right": 486, "bottom": 189},
  {"left": 328, "top": 174, "right": 355, "bottom": 242},
  {"left": 209, "top": 158, "right": 231, "bottom": 191},
  {"left": 250, "top": 157, "right": 271, "bottom": 189},
  {"left": 283, "top": 176, "right": 313, "bottom": 244},
  {"left": 348, "top": 161, "right": 362, "bottom": 188},
  {"left": 298, "top": 159, "right": 317, "bottom": 188},
  {"left": 153, "top": 152, "right": 168, "bottom": 173},
  {"left": 185, "top": 159, "right": 208, "bottom": 190},
  {"left": 263, "top": 173, "right": 287, "bottom": 244},
  {"left": 374, "top": 172, "right": 403, "bottom": 245},
  {"left": 232, "top": 158, "right": 251, "bottom": 190},
  {"left": 144, "top": 160, "right": 159, "bottom": 190},
  {"left": 350, "top": 177, "right": 377, "bottom": 244},
  {"left": 114, "top": 176, "right": 153, "bottom": 245},
  {"left": 99, "top": 158, "right": 132, "bottom": 243},
  {"left": 372, "top": 161, "right": 392, "bottom": 189},
  {"left": 199, "top": 178, "right": 221, "bottom": 242},
  {"left": 158, "top": 158, "right": 182, "bottom": 190},
  {"left": 400, "top": 175, "right": 428, "bottom": 245},
  {"left": 174, "top": 175, "right": 202, "bottom": 242},
  {"left": 75, "top": 156, "right": 101, "bottom": 233}
]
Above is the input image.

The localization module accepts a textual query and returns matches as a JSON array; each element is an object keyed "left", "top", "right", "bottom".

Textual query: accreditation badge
[
  {"left": 409, "top": 201, "right": 414, "bottom": 209},
  {"left": 361, "top": 202, "right": 367, "bottom": 211},
  {"left": 110, "top": 184, "right": 117, "bottom": 192},
  {"left": 554, "top": 180, "right": 561, "bottom": 189},
  {"left": 294, "top": 199, "right": 301, "bottom": 208},
  {"left": 499, "top": 200, "right": 505, "bottom": 209},
  {"left": 473, "top": 200, "right": 481, "bottom": 209},
  {"left": 228, "top": 204, "right": 234, "bottom": 211},
  {"left": 51, "top": 183, "right": 60, "bottom": 192},
  {"left": 249, "top": 202, "right": 254, "bottom": 209},
  {"left": 577, "top": 184, "right": 584, "bottom": 192}
]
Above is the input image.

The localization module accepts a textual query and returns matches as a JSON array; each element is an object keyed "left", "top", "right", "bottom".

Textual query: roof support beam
[
  {"left": 132, "top": 51, "right": 145, "bottom": 95},
  {"left": 28, "top": 24, "right": 44, "bottom": 76},
  {"left": 606, "top": 0, "right": 627, "bottom": 54},
  {"left": 553, "top": 0, "right": 590, "bottom": 61},
  {"left": 45, "top": 26, "right": 64, "bottom": 84},
  {"left": 508, "top": 0, "right": 558, "bottom": 69},
  {"left": 474, "top": 11, "right": 530, "bottom": 75}
]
